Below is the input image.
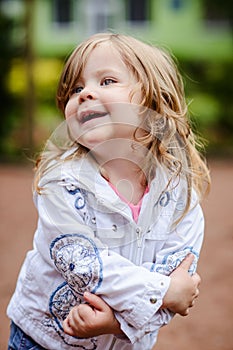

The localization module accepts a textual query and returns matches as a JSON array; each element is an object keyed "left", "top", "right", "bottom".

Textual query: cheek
[{"left": 64, "top": 99, "right": 77, "bottom": 120}]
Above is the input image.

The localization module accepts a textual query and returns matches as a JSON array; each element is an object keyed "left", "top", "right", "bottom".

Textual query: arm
[
  {"left": 63, "top": 253, "right": 200, "bottom": 338},
  {"left": 112, "top": 195, "right": 204, "bottom": 341}
]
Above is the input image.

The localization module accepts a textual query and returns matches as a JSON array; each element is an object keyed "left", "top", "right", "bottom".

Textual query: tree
[
  {"left": 202, "top": 0, "right": 233, "bottom": 29},
  {"left": 0, "top": 10, "right": 16, "bottom": 156}
]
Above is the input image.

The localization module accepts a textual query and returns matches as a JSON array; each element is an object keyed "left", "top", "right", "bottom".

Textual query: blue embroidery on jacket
[
  {"left": 49, "top": 282, "right": 79, "bottom": 331},
  {"left": 155, "top": 247, "right": 198, "bottom": 275},
  {"left": 47, "top": 234, "right": 103, "bottom": 347},
  {"left": 66, "top": 185, "right": 81, "bottom": 195},
  {"left": 65, "top": 185, "right": 86, "bottom": 209},
  {"left": 158, "top": 191, "right": 171, "bottom": 207},
  {"left": 155, "top": 191, "right": 173, "bottom": 207},
  {"left": 64, "top": 184, "right": 89, "bottom": 222},
  {"left": 50, "top": 234, "right": 103, "bottom": 294},
  {"left": 75, "top": 195, "right": 85, "bottom": 210}
]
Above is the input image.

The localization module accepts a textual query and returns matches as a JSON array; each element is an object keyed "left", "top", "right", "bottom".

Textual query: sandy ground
[{"left": 0, "top": 160, "right": 233, "bottom": 350}]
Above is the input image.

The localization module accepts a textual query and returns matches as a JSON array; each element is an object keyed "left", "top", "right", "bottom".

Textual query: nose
[{"left": 78, "top": 87, "right": 97, "bottom": 104}]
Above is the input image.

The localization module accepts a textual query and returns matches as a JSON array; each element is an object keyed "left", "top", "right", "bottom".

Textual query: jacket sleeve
[
  {"left": 114, "top": 196, "right": 205, "bottom": 343},
  {"left": 153, "top": 196, "right": 204, "bottom": 276},
  {"left": 34, "top": 174, "right": 171, "bottom": 343}
]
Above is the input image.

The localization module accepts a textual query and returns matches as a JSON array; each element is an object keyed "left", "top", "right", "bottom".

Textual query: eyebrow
[
  {"left": 94, "top": 68, "right": 122, "bottom": 76},
  {"left": 76, "top": 67, "right": 124, "bottom": 83}
]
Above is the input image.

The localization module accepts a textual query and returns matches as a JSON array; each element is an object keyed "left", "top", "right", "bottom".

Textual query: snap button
[
  {"left": 91, "top": 217, "right": 96, "bottom": 224},
  {"left": 150, "top": 297, "right": 157, "bottom": 304},
  {"left": 112, "top": 224, "right": 117, "bottom": 232}
]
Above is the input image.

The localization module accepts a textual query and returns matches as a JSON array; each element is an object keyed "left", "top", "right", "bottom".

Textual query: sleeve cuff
[
  {"left": 121, "top": 274, "right": 170, "bottom": 329},
  {"left": 114, "top": 306, "right": 172, "bottom": 344}
]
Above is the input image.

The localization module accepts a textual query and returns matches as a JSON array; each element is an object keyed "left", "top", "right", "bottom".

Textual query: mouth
[{"left": 80, "top": 111, "right": 108, "bottom": 124}]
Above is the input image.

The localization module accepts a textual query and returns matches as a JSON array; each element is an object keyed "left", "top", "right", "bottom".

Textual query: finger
[
  {"left": 189, "top": 300, "right": 195, "bottom": 308},
  {"left": 180, "top": 308, "right": 189, "bottom": 316},
  {"left": 63, "top": 317, "right": 76, "bottom": 336},
  {"left": 194, "top": 288, "right": 199, "bottom": 299},
  {"left": 192, "top": 272, "right": 201, "bottom": 287},
  {"left": 179, "top": 253, "right": 194, "bottom": 271},
  {"left": 77, "top": 303, "right": 95, "bottom": 322},
  {"left": 66, "top": 306, "right": 84, "bottom": 328},
  {"left": 84, "top": 292, "right": 108, "bottom": 311}
]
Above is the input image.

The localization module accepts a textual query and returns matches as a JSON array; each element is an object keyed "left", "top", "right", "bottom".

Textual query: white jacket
[{"left": 7, "top": 153, "right": 204, "bottom": 350}]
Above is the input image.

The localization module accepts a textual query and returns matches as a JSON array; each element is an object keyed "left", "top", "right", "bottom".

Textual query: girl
[{"left": 7, "top": 33, "right": 210, "bottom": 350}]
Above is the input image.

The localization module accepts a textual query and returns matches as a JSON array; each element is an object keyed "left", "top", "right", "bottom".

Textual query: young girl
[{"left": 7, "top": 33, "right": 210, "bottom": 350}]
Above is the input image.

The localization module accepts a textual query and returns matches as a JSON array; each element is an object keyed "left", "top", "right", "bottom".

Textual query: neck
[
  {"left": 91, "top": 139, "right": 148, "bottom": 204},
  {"left": 102, "top": 160, "right": 147, "bottom": 204}
]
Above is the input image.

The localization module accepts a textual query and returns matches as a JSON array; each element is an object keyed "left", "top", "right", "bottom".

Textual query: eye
[
  {"left": 73, "top": 86, "right": 83, "bottom": 94},
  {"left": 101, "top": 78, "right": 117, "bottom": 86}
]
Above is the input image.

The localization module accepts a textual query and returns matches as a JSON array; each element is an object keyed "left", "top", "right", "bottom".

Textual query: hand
[
  {"left": 63, "top": 292, "right": 123, "bottom": 338},
  {"left": 162, "top": 254, "right": 201, "bottom": 316}
]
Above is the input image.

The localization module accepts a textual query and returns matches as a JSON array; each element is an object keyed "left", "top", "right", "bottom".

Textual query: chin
[{"left": 78, "top": 126, "right": 115, "bottom": 150}]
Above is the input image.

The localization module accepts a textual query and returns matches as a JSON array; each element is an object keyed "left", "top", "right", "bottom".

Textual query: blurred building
[{"left": 0, "top": 0, "right": 232, "bottom": 60}]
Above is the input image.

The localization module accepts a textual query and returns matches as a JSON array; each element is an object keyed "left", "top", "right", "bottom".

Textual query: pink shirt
[{"left": 108, "top": 182, "right": 149, "bottom": 222}]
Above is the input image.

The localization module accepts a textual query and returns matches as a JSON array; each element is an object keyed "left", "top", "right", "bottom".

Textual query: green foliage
[
  {"left": 6, "top": 56, "right": 233, "bottom": 158},
  {"left": 202, "top": 0, "right": 233, "bottom": 28},
  {"left": 180, "top": 59, "right": 233, "bottom": 155},
  {"left": 5, "top": 57, "right": 63, "bottom": 158},
  {"left": 8, "top": 58, "right": 63, "bottom": 101}
]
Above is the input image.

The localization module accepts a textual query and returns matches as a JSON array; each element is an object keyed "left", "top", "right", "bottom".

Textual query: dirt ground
[{"left": 0, "top": 160, "right": 233, "bottom": 350}]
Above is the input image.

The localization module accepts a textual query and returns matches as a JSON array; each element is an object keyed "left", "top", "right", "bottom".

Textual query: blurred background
[
  {"left": 0, "top": 0, "right": 232, "bottom": 160},
  {"left": 0, "top": 1, "right": 233, "bottom": 350}
]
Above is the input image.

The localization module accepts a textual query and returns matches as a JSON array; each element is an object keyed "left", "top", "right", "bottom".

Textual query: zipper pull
[{"left": 136, "top": 227, "right": 142, "bottom": 248}]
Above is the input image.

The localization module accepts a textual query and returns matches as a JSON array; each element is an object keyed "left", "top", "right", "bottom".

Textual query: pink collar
[{"left": 108, "top": 182, "right": 149, "bottom": 222}]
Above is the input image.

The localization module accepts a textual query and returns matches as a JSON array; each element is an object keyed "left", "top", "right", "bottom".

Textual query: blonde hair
[{"left": 35, "top": 32, "right": 210, "bottom": 220}]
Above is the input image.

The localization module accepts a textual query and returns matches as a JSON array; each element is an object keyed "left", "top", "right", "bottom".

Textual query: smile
[{"left": 80, "top": 111, "right": 108, "bottom": 124}]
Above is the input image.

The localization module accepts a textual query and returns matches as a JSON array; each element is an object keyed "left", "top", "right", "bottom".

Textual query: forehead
[{"left": 82, "top": 42, "right": 128, "bottom": 73}]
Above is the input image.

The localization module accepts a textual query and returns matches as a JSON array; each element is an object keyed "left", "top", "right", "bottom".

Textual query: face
[{"left": 64, "top": 42, "right": 143, "bottom": 151}]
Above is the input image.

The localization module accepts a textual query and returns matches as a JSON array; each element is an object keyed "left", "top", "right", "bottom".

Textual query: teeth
[{"left": 82, "top": 112, "right": 107, "bottom": 123}]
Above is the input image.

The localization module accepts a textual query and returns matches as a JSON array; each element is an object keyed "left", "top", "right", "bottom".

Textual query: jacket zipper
[
  {"left": 108, "top": 337, "right": 117, "bottom": 350},
  {"left": 136, "top": 226, "right": 143, "bottom": 248}
]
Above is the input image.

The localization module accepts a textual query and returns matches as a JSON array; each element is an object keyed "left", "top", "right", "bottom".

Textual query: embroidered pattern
[
  {"left": 50, "top": 282, "right": 78, "bottom": 324},
  {"left": 43, "top": 309, "right": 98, "bottom": 349},
  {"left": 155, "top": 191, "right": 173, "bottom": 207},
  {"left": 47, "top": 234, "right": 103, "bottom": 347},
  {"left": 155, "top": 247, "right": 198, "bottom": 275},
  {"left": 66, "top": 185, "right": 86, "bottom": 209},
  {"left": 61, "top": 180, "right": 90, "bottom": 223},
  {"left": 50, "top": 234, "right": 102, "bottom": 295}
]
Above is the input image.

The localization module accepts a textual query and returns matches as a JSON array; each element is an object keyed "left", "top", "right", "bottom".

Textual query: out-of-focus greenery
[
  {"left": 5, "top": 58, "right": 63, "bottom": 159},
  {"left": 8, "top": 59, "right": 63, "bottom": 100},
  {"left": 180, "top": 59, "right": 233, "bottom": 155},
  {"left": 2, "top": 55, "right": 233, "bottom": 159},
  {"left": 0, "top": 4, "right": 64, "bottom": 161}
]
